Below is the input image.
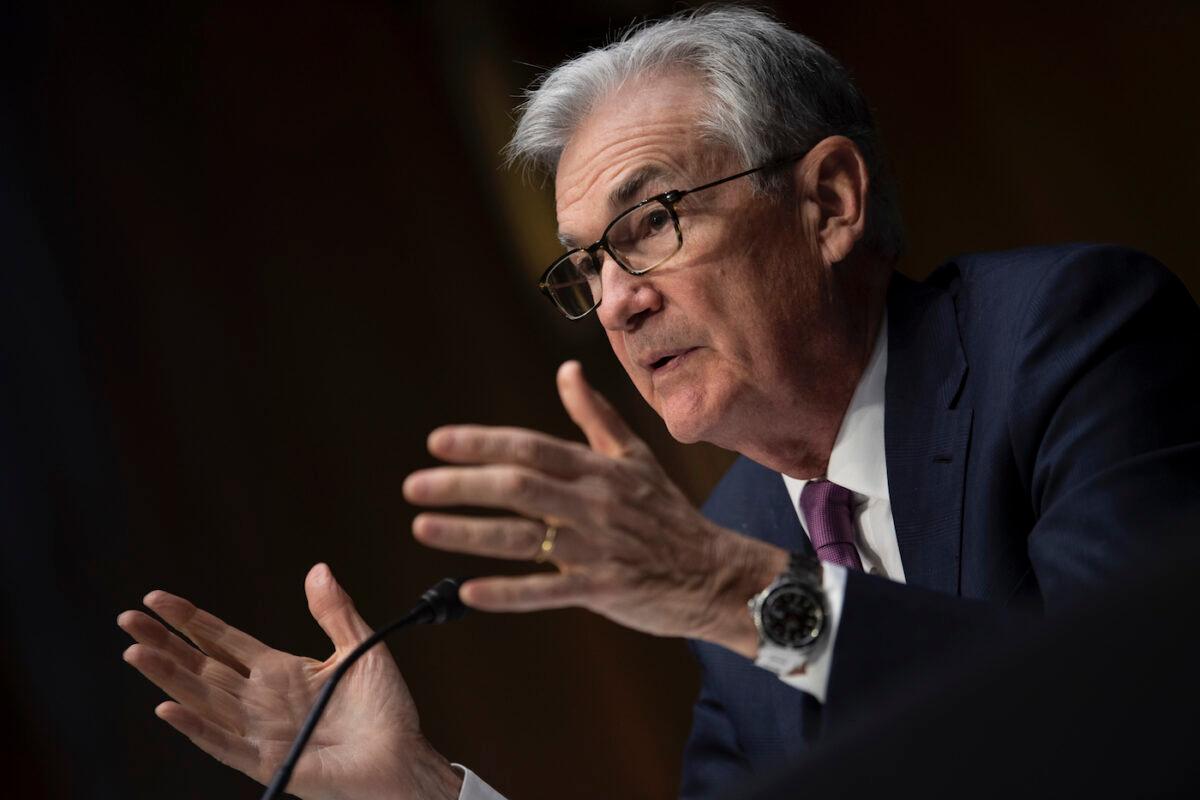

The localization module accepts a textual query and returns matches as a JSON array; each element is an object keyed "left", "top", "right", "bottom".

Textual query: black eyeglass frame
[{"left": 537, "top": 150, "right": 809, "bottom": 320}]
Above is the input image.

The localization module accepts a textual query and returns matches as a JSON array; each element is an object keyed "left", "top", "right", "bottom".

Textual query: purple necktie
[{"left": 800, "top": 479, "right": 864, "bottom": 572}]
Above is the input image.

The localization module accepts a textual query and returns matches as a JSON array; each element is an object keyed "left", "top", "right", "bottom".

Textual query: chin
[
  {"left": 663, "top": 416, "right": 705, "bottom": 444},
  {"left": 657, "top": 386, "right": 724, "bottom": 445}
]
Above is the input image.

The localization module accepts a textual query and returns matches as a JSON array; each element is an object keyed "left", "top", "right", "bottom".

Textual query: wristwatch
[{"left": 748, "top": 552, "right": 826, "bottom": 677}]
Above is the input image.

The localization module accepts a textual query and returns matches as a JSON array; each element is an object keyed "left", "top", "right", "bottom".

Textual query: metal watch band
[
  {"left": 787, "top": 551, "right": 822, "bottom": 586},
  {"left": 751, "top": 551, "right": 827, "bottom": 678}
]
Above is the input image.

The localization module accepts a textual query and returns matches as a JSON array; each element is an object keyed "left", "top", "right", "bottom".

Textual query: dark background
[{"left": 2, "top": 1, "right": 1197, "bottom": 798}]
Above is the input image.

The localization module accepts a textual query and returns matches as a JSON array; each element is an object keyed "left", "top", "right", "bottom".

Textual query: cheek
[
  {"left": 689, "top": 272, "right": 761, "bottom": 366},
  {"left": 691, "top": 226, "right": 788, "bottom": 328}
]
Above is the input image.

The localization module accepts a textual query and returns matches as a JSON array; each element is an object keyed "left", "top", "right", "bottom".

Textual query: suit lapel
[
  {"left": 726, "top": 459, "right": 814, "bottom": 557},
  {"left": 885, "top": 272, "right": 972, "bottom": 596}
]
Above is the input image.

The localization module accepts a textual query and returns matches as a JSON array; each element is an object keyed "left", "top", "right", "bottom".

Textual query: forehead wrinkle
[
  {"left": 556, "top": 129, "right": 693, "bottom": 245},
  {"left": 558, "top": 164, "right": 675, "bottom": 248},
  {"left": 558, "top": 130, "right": 685, "bottom": 211}
]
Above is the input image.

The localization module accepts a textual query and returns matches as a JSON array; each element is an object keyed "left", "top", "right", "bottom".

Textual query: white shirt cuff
[
  {"left": 774, "top": 562, "right": 847, "bottom": 703},
  {"left": 452, "top": 764, "right": 508, "bottom": 800}
]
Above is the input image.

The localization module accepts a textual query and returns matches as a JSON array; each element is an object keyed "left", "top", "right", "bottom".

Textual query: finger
[
  {"left": 305, "top": 563, "right": 373, "bottom": 653},
  {"left": 155, "top": 701, "right": 264, "bottom": 781},
  {"left": 144, "top": 590, "right": 269, "bottom": 675},
  {"left": 413, "top": 514, "right": 592, "bottom": 563},
  {"left": 403, "top": 464, "right": 578, "bottom": 521},
  {"left": 557, "top": 361, "right": 643, "bottom": 458},
  {"left": 124, "top": 643, "right": 246, "bottom": 734},
  {"left": 458, "top": 572, "right": 590, "bottom": 612},
  {"left": 426, "top": 425, "right": 601, "bottom": 478},
  {"left": 118, "top": 610, "right": 246, "bottom": 696}
]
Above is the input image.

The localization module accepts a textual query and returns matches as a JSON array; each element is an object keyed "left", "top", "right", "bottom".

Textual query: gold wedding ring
[{"left": 534, "top": 525, "right": 558, "bottom": 563}]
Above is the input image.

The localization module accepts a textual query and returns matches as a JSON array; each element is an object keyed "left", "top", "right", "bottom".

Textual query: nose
[{"left": 595, "top": 255, "right": 663, "bottom": 331}]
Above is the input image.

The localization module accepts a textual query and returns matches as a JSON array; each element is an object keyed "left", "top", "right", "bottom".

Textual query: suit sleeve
[
  {"left": 1007, "top": 247, "right": 1200, "bottom": 603},
  {"left": 678, "top": 647, "right": 751, "bottom": 800}
]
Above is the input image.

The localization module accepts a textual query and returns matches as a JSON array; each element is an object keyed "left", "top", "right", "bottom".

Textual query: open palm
[{"left": 118, "top": 564, "right": 454, "bottom": 800}]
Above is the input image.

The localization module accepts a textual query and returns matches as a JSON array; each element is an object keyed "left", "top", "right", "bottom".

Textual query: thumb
[
  {"left": 557, "top": 360, "right": 641, "bottom": 458},
  {"left": 305, "top": 563, "right": 373, "bottom": 652}
]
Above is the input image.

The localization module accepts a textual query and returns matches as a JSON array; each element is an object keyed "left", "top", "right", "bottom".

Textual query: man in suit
[
  {"left": 687, "top": 243, "right": 1200, "bottom": 797},
  {"left": 118, "top": 6, "right": 1200, "bottom": 799}
]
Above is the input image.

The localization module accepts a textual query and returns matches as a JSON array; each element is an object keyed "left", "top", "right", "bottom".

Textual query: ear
[{"left": 793, "top": 136, "right": 870, "bottom": 265}]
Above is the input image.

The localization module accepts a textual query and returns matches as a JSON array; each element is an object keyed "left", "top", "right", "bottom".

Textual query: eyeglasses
[{"left": 537, "top": 151, "right": 807, "bottom": 320}]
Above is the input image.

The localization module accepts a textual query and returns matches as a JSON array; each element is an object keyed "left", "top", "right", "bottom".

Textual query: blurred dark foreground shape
[{"left": 727, "top": 536, "right": 1200, "bottom": 799}]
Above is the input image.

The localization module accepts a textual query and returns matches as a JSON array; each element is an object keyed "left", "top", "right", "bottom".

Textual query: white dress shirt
[
  {"left": 775, "top": 316, "right": 902, "bottom": 701},
  {"left": 456, "top": 320, "right": 900, "bottom": 800},
  {"left": 454, "top": 765, "right": 507, "bottom": 800}
]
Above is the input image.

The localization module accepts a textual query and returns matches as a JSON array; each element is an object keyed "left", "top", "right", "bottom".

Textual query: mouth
[{"left": 646, "top": 346, "right": 699, "bottom": 376}]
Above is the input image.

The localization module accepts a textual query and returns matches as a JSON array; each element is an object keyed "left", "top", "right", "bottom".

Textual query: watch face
[{"left": 761, "top": 584, "right": 824, "bottom": 648}]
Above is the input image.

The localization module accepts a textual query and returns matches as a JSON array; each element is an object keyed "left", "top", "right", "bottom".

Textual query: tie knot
[
  {"left": 799, "top": 479, "right": 863, "bottom": 571},
  {"left": 800, "top": 479, "right": 853, "bottom": 516}
]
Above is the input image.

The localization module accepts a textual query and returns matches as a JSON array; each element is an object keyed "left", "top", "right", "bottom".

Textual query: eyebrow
[
  {"left": 609, "top": 164, "right": 670, "bottom": 209},
  {"left": 557, "top": 164, "right": 674, "bottom": 249}
]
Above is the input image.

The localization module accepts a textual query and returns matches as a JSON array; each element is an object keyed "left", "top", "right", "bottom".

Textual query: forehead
[{"left": 554, "top": 70, "right": 714, "bottom": 236}]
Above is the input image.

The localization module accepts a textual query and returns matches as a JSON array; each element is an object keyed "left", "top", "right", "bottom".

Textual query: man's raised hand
[
  {"left": 117, "top": 564, "right": 462, "bottom": 800},
  {"left": 405, "top": 361, "right": 788, "bottom": 657}
]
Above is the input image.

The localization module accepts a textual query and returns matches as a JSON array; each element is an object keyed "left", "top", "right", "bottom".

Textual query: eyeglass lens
[
  {"left": 545, "top": 199, "right": 680, "bottom": 318},
  {"left": 545, "top": 251, "right": 603, "bottom": 319}
]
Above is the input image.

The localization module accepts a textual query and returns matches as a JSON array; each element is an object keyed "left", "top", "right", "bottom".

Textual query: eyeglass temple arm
[{"left": 672, "top": 151, "right": 808, "bottom": 200}]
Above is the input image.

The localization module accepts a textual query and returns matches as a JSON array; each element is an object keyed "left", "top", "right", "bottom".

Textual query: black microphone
[{"left": 259, "top": 577, "right": 469, "bottom": 800}]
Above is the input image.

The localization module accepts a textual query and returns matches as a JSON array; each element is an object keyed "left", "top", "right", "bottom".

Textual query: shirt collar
[{"left": 782, "top": 315, "right": 889, "bottom": 506}]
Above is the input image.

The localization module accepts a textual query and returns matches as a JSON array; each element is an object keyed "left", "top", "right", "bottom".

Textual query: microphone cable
[{"left": 259, "top": 577, "right": 468, "bottom": 800}]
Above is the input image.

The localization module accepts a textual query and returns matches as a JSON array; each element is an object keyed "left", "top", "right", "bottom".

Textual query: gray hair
[{"left": 505, "top": 5, "right": 904, "bottom": 262}]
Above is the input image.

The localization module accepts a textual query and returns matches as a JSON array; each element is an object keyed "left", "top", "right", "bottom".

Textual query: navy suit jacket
[{"left": 681, "top": 244, "right": 1200, "bottom": 798}]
